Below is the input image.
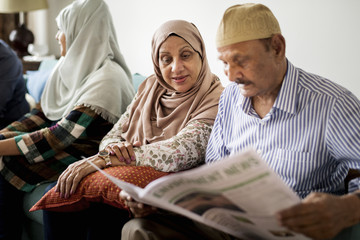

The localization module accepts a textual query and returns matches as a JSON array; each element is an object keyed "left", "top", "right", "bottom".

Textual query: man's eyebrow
[
  {"left": 233, "top": 54, "right": 249, "bottom": 62},
  {"left": 217, "top": 53, "right": 229, "bottom": 61}
]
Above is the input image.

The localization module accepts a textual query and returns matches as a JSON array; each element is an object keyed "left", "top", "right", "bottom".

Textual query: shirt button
[{"left": 257, "top": 149, "right": 262, "bottom": 155}]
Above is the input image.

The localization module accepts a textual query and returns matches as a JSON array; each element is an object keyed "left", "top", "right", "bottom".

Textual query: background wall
[{"left": 29, "top": 0, "right": 360, "bottom": 97}]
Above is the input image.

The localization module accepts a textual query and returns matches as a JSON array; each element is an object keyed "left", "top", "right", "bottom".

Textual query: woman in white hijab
[{"left": 0, "top": 0, "right": 134, "bottom": 238}]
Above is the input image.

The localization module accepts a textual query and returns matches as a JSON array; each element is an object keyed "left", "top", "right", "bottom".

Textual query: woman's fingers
[
  {"left": 55, "top": 157, "right": 101, "bottom": 198},
  {"left": 105, "top": 145, "right": 115, "bottom": 155},
  {"left": 110, "top": 144, "right": 126, "bottom": 162},
  {"left": 117, "top": 143, "right": 131, "bottom": 163},
  {"left": 56, "top": 166, "right": 73, "bottom": 198},
  {"left": 123, "top": 142, "right": 135, "bottom": 164},
  {"left": 109, "top": 142, "right": 137, "bottom": 164},
  {"left": 57, "top": 161, "right": 83, "bottom": 198}
]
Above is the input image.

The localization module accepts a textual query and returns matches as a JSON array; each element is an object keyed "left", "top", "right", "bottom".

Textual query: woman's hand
[
  {"left": 106, "top": 141, "right": 141, "bottom": 165},
  {"left": 55, "top": 155, "right": 105, "bottom": 198},
  {"left": 0, "top": 129, "right": 8, "bottom": 134},
  {"left": 120, "top": 190, "right": 157, "bottom": 218}
]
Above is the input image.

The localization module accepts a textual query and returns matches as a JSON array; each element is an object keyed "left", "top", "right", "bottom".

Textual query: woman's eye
[
  {"left": 161, "top": 56, "right": 172, "bottom": 64},
  {"left": 182, "top": 52, "right": 192, "bottom": 59}
]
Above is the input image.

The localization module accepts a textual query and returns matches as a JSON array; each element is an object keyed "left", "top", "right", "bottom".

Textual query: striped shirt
[{"left": 206, "top": 61, "right": 360, "bottom": 198}]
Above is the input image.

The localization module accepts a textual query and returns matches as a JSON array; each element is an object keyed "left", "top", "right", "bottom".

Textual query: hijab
[
  {"left": 40, "top": 0, "right": 135, "bottom": 124},
  {"left": 121, "top": 20, "right": 224, "bottom": 144}
]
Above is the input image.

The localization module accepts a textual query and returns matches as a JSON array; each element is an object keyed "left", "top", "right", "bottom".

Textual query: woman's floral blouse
[{"left": 100, "top": 95, "right": 213, "bottom": 172}]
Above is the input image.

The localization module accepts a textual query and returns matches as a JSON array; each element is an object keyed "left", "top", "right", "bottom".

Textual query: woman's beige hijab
[
  {"left": 41, "top": 0, "right": 135, "bottom": 124},
  {"left": 121, "top": 20, "right": 224, "bottom": 144}
]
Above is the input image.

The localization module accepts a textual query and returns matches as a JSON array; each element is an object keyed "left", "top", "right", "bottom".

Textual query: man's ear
[{"left": 271, "top": 34, "right": 286, "bottom": 59}]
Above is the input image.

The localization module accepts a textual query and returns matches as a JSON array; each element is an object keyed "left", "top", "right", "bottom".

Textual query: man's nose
[{"left": 225, "top": 65, "right": 240, "bottom": 82}]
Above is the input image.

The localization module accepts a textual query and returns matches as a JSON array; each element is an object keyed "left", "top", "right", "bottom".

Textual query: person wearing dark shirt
[{"left": 0, "top": 39, "right": 29, "bottom": 128}]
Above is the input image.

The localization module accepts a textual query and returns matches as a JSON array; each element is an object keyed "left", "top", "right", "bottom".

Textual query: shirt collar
[
  {"left": 273, "top": 60, "right": 299, "bottom": 115},
  {"left": 236, "top": 87, "right": 252, "bottom": 114}
]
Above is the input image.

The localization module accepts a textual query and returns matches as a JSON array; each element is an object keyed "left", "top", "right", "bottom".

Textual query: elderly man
[{"left": 121, "top": 3, "right": 360, "bottom": 240}]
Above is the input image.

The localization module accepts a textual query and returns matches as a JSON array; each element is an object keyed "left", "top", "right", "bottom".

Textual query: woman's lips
[{"left": 172, "top": 76, "right": 187, "bottom": 83}]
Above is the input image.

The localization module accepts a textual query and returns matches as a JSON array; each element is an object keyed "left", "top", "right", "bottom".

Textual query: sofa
[
  {"left": 22, "top": 182, "right": 52, "bottom": 240},
  {"left": 20, "top": 60, "right": 360, "bottom": 240},
  {"left": 21, "top": 59, "right": 145, "bottom": 240}
]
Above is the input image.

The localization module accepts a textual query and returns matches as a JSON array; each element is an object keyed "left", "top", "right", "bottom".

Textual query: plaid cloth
[{"left": 0, "top": 105, "right": 113, "bottom": 192}]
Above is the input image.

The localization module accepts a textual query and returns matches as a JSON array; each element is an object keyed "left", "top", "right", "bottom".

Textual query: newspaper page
[{"left": 89, "top": 148, "right": 310, "bottom": 240}]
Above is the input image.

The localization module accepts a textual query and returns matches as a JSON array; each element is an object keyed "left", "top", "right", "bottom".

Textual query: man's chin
[{"left": 237, "top": 84, "right": 250, "bottom": 97}]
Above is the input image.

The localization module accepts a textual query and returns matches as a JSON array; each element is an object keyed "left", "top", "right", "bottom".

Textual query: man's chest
[{"left": 224, "top": 108, "right": 328, "bottom": 156}]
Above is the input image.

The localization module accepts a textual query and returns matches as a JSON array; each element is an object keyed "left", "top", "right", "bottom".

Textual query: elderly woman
[
  {"left": 43, "top": 19, "right": 224, "bottom": 239},
  {"left": 0, "top": 0, "right": 134, "bottom": 239}
]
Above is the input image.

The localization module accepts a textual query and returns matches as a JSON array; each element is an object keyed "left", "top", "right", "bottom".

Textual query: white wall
[
  {"left": 29, "top": 0, "right": 360, "bottom": 98},
  {"left": 28, "top": 0, "right": 73, "bottom": 57}
]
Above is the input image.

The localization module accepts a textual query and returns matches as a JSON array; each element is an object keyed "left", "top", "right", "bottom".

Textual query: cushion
[
  {"left": 26, "top": 58, "right": 58, "bottom": 102},
  {"left": 30, "top": 166, "right": 170, "bottom": 212},
  {"left": 38, "top": 59, "right": 59, "bottom": 72},
  {"left": 26, "top": 70, "right": 51, "bottom": 103},
  {"left": 132, "top": 73, "right": 147, "bottom": 92},
  {"left": 23, "top": 182, "right": 53, "bottom": 224}
]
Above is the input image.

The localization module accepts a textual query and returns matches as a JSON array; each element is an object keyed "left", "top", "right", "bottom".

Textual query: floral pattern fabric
[{"left": 100, "top": 95, "right": 213, "bottom": 172}]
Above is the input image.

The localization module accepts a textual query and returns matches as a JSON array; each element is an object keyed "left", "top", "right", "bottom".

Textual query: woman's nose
[{"left": 171, "top": 58, "right": 184, "bottom": 73}]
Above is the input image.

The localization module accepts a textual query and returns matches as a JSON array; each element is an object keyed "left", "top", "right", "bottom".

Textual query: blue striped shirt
[{"left": 206, "top": 61, "right": 360, "bottom": 198}]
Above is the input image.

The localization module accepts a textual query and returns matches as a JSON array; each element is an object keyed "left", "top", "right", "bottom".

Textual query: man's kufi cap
[{"left": 216, "top": 3, "right": 281, "bottom": 48}]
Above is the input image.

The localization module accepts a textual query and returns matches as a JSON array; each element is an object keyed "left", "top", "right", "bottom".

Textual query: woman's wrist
[{"left": 89, "top": 155, "right": 107, "bottom": 169}]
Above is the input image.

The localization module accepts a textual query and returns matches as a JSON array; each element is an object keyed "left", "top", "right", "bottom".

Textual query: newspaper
[{"left": 89, "top": 148, "right": 310, "bottom": 240}]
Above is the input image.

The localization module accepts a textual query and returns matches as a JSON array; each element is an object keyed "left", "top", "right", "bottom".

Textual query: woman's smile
[{"left": 172, "top": 75, "right": 188, "bottom": 84}]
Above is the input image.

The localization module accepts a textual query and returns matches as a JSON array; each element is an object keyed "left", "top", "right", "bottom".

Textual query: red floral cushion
[{"left": 30, "top": 166, "right": 170, "bottom": 212}]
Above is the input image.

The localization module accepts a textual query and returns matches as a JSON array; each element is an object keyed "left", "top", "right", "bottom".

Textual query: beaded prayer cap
[{"left": 216, "top": 3, "right": 281, "bottom": 48}]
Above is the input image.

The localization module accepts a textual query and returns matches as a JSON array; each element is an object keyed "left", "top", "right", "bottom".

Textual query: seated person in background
[
  {"left": 120, "top": 4, "right": 360, "bottom": 240},
  {"left": 0, "top": 0, "right": 134, "bottom": 239},
  {"left": 43, "top": 19, "right": 224, "bottom": 240},
  {"left": 0, "top": 39, "right": 29, "bottom": 129}
]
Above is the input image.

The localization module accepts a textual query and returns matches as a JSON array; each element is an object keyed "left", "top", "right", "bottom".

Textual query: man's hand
[
  {"left": 120, "top": 190, "right": 157, "bottom": 218},
  {"left": 277, "top": 192, "right": 360, "bottom": 240}
]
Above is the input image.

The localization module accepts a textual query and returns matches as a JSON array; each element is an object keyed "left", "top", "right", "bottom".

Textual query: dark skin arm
[{"left": 277, "top": 191, "right": 360, "bottom": 240}]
